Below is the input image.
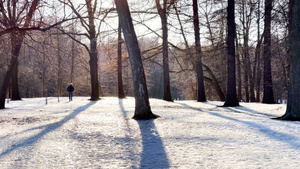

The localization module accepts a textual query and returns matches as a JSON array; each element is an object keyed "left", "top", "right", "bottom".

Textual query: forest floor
[{"left": 0, "top": 97, "right": 299, "bottom": 169}]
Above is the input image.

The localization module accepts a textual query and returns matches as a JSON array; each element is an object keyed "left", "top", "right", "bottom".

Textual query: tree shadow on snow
[
  {"left": 177, "top": 102, "right": 300, "bottom": 149},
  {"left": 199, "top": 102, "right": 278, "bottom": 118},
  {"left": 0, "top": 101, "right": 96, "bottom": 160},
  {"left": 119, "top": 99, "right": 170, "bottom": 169},
  {"left": 218, "top": 105, "right": 277, "bottom": 118}
]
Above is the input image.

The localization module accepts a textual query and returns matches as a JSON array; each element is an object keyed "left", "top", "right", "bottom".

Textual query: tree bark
[
  {"left": 156, "top": 0, "right": 173, "bottom": 102},
  {"left": 278, "top": 0, "right": 300, "bottom": 121},
  {"left": 118, "top": 19, "right": 126, "bottom": 99},
  {"left": 71, "top": 34, "right": 75, "bottom": 83},
  {"left": 236, "top": 37, "right": 242, "bottom": 101},
  {"left": 203, "top": 64, "right": 225, "bottom": 101},
  {"left": 237, "top": 57, "right": 242, "bottom": 101},
  {"left": 224, "top": 0, "right": 239, "bottom": 107},
  {"left": 86, "top": 0, "right": 100, "bottom": 101},
  {"left": 10, "top": 32, "right": 23, "bottom": 100},
  {"left": 0, "top": 58, "right": 18, "bottom": 109},
  {"left": 193, "top": 0, "right": 206, "bottom": 102},
  {"left": 89, "top": 49, "right": 100, "bottom": 101},
  {"left": 57, "top": 29, "right": 63, "bottom": 100},
  {"left": 262, "top": 0, "right": 275, "bottom": 104},
  {"left": 0, "top": 0, "right": 40, "bottom": 108},
  {"left": 115, "top": 0, "right": 158, "bottom": 120},
  {"left": 255, "top": 0, "right": 262, "bottom": 102}
]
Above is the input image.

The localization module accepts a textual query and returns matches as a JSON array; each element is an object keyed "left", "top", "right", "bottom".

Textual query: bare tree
[
  {"left": 156, "top": 0, "right": 173, "bottom": 101},
  {"left": 193, "top": 0, "right": 206, "bottom": 102},
  {"left": 238, "top": 0, "right": 256, "bottom": 102},
  {"left": 262, "top": 0, "right": 275, "bottom": 104},
  {"left": 0, "top": 0, "right": 40, "bottom": 109},
  {"left": 254, "top": 0, "right": 263, "bottom": 102},
  {"left": 278, "top": 0, "right": 300, "bottom": 121},
  {"left": 115, "top": 0, "right": 159, "bottom": 120},
  {"left": 59, "top": 0, "right": 112, "bottom": 101},
  {"left": 224, "top": 0, "right": 239, "bottom": 107},
  {"left": 118, "top": 19, "right": 125, "bottom": 99}
]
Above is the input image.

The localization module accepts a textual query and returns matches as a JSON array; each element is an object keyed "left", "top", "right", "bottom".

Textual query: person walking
[{"left": 67, "top": 83, "right": 74, "bottom": 101}]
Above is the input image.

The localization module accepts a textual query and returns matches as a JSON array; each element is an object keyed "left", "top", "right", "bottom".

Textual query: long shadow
[
  {"left": 201, "top": 102, "right": 278, "bottom": 118},
  {"left": 177, "top": 102, "right": 300, "bottom": 149},
  {"left": 0, "top": 101, "right": 96, "bottom": 159},
  {"left": 119, "top": 99, "right": 170, "bottom": 169},
  {"left": 220, "top": 106, "right": 277, "bottom": 118},
  {"left": 118, "top": 99, "right": 137, "bottom": 168}
]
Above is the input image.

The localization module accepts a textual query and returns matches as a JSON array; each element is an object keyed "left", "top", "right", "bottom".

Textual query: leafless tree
[
  {"left": 262, "top": 0, "right": 276, "bottom": 103},
  {"left": 224, "top": 0, "right": 239, "bottom": 106},
  {"left": 115, "top": 0, "right": 159, "bottom": 119},
  {"left": 0, "top": 0, "right": 41, "bottom": 108}
]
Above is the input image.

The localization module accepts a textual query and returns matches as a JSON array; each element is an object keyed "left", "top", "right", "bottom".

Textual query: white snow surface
[{"left": 0, "top": 97, "right": 299, "bottom": 169}]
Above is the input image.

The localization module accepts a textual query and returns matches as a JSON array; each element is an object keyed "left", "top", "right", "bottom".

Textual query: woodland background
[{"left": 0, "top": 0, "right": 289, "bottom": 102}]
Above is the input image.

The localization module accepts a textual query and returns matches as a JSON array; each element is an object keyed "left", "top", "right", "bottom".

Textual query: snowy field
[{"left": 0, "top": 97, "right": 299, "bottom": 169}]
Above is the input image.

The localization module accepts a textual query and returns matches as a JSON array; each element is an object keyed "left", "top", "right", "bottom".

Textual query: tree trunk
[
  {"left": 42, "top": 41, "right": 47, "bottom": 97},
  {"left": 262, "top": 0, "right": 275, "bottom": 104},
  {"left": 255, "top": 39, "right": 263, "bottom": 102},
  {"left": 236, "top": 38, "right": 242, "bottom": 101},
  {"left": 156, "top": 0, "right": 173, "bottom": 102},
  {"left": 10, "top": 32, "right": 23, "bottom": 100},
  {"left": 278, "top": 0, "right": 300, "bottom": 121},
  {"left": 11, "top": 61, "right": 21, "bottom": 100},
  {"left": 71, "top": 35, "right": 75, "bottom": 83},
  {"left": 255, "top": 0, "right": 262, "bottom": 102},
  {"left": 0, "top": 58, "right": 18, "bottom": 109},
  {"left": 86, "top": 0, "right": 100, "bottom": 101},
  {"left": 224, "top": 0, "right": 239, "bottom": 107},
  {"left": 203, "top": 64, "right": 225, "bottom": 101},
  {"left": 118, "top": 20, "right": 126, "bottom": 99},
  {"left": 115, "top": 0, "right": 158, "bottom": 120},
  {"left": 193, "top": 0, "right": 206, "bottom": 102},
  {"left": 249, "top": 65, "right": 256, "bottom": 102},
  {"left": 57, "top": 30, "right": 63, "bottom": 100},
  {"left": 89, "top": 49, "right": 100, "bottom": 101},
  {"left": 244, "top": 57, "right": 250, "bottom": 102},
  {"left": 0, "top": 0, "right": 40, "bottom": 108}
]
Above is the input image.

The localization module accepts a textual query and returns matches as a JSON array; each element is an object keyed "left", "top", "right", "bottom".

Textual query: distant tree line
[{"left": 1, "top": 0, "right": 299, "bottom": 120}]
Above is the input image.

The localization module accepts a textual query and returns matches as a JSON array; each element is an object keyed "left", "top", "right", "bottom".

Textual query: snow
[{"left": 0, "top": 97, "right": 300, "bottom": 168}]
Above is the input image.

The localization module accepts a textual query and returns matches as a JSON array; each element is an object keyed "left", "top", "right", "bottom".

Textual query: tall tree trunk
[
  {"left": 193, "top": 0, "right": 206, "bottom": 102},
  {"left": 89, "top": 48, "right": 100, "bottom": 101},
  {"left": 11, "top": 61, "right": 21, "bottom": 100},
  {"left": 203, "top": 64, "right": 225, "bottom": 101},
  {"left": 279, "top": 0, "right": 300, "bottom": 121},
  {"left": 240, "top": 0, "right": 255, "bottom": 102},
  {"left": 244, "top": 60, "right": 250, "bottom": 102},
  {"left": 255, "top": 0, "right": 262, "bottom": 102},
  {"left": 10, "top": 32, "right": 23, "bottom": 100},
  {"left": 42, "top": 41, "right": 47, "bottom": 97},
  {"left": 249, "top": 65, "right": 256, "bottom": 102},
  {"left": 0, "top": 58, "right": 18, "bottom": 109},
  {"left": 285, "top": 0, "right": 294, "bottom": 83},
  {"left": 57, "top": 29, "right": 63, "bottom": 100},
  {"left": 0, "top": 0, "right": 40, "bottom": 108},
  {"left": 236, "top": 37, "right": 242, "bottom": 101},
  {"left": 224, "top": 0, "right": 239, "bottom": 107},
  {"left": 255, "top": 50, "right": 262, "bottom": 102},
  {"left": 86, "top": 0, "right": 100, "bottom": 101},
  {"left": 115, "top": 0, "right": 158, "bottom": 120},
  {"left": 118, "top": 19, "right": 125, "bottom": 99},
  {"left": 156, "top": 0, "right": 173, "bottom": 102},
  {"left": 262, "top": 0, "right": 275, "bottom": 104},
  {"left": 71, "top": 35, "right": 75, "bottom": 83}
]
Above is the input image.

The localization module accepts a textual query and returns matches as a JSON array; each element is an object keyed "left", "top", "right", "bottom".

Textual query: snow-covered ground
[{"left": 0, "top": 97, "right": 299, "bottom": 169}]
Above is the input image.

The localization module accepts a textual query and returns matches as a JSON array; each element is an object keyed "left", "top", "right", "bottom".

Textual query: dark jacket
[{"left": 67, "top": 85, "right": 74, "bottom": 92}]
